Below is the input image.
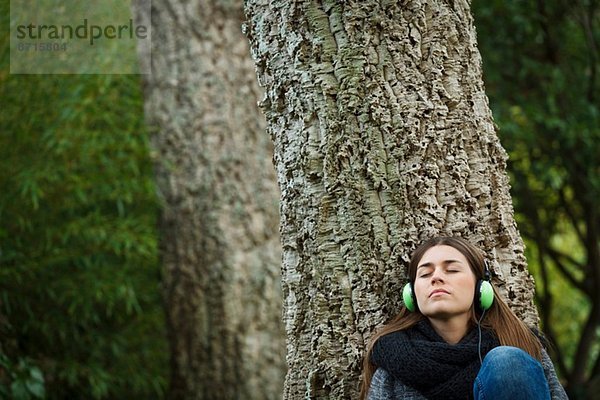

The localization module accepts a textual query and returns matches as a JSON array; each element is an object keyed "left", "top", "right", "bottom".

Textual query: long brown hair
[{"left": 359, "top": 236, "right": 542, "bottom": 399}]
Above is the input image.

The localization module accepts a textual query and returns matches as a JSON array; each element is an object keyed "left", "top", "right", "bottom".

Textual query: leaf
[{"left": 10, "top": 381, "right": 30, "bottom": 400}]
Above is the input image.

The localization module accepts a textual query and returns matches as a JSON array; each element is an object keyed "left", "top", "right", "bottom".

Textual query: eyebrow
[{"left": 417, "top": 259, "right": 464, "bottom": 269}]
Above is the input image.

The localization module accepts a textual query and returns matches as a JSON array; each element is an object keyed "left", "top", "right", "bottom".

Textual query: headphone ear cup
[
  {"left": 403, "top": 283, "right": 417, "bottom": 312},
  {"left": 478, "top": 280, "right": 494, "bottom": 311}
]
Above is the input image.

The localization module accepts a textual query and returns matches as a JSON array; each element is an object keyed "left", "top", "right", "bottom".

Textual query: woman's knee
[
  {"left": 484, "top": 346, "right": 531, "bottom": 368},
  {"left": 482, "top": 346, "right": 545, "bottom": 382},
  {"left": 474, "top": 346, "right": 550, "bottom": 400}
]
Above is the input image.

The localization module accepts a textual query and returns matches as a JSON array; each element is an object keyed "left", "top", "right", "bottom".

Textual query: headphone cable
[{"left": 477, "top": 308, "right": 487, "bottom": 364}]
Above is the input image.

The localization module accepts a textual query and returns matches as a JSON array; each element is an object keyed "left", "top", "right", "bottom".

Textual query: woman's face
[{"left": 413, "top": 245, "right": 477, "bottom": 322}]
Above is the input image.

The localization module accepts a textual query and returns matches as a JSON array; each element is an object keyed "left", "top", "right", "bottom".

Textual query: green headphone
[{"left": 402, "top": 259, "right": 494, "bottom": 313}]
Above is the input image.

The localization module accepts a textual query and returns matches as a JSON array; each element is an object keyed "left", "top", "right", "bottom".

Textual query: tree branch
[
  {"left": 547, "top": 246, "right": 586, "bottom": 273},
  {"left": 591, "top": 343, "right": 600, "bottom": 384},
  {"left": 574, "top": 0, "right": 598, "bottom": 102},
  {"left": 537, "top": 247, "right": 569, "bottom": 378},
  {"left": 558, "top": 187, "right": 586, "bottom": 245},
  {"left": 546, "top": 249, "right": 588, "bottom": 295},
  {"left": 571, "top": 306, "right": 600, "bottom": 385}
]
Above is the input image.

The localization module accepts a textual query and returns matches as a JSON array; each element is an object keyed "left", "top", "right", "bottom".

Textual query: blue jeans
[{"left": 474, "top": 346, "right": 551, "bottom": 400}]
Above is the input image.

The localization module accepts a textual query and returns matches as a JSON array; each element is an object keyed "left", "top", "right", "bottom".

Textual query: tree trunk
[
  {"left": 243, "top": 0, "right": 539, "bottom": 398},
  {"left": 135, "top": 1, "right": 285, "bottom": 398}
]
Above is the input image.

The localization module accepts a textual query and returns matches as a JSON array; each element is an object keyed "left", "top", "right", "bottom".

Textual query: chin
[
  {"left": 422, "top": 307, "right": 466, "bottom": 319},
  {"left": 423, "top": 310, "right": 454, "bottom": 319}
]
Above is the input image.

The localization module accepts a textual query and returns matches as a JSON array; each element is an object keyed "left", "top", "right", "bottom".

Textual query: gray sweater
[{"left": 367, "top": 348, "right": 568, "bottom": 400}]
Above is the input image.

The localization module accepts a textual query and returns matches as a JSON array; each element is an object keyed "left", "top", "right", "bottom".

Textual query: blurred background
[{"left": 1, "top": 0, "right": 598, "bottom": 399}]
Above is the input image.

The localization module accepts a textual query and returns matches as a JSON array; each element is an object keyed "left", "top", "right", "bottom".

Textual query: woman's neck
[{"left": 428, "top": 315, "right": 471, "bottom": 344}]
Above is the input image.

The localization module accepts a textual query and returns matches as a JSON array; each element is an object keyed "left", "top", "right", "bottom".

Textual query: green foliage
[
  {"left": 473, "top": 0, "right": 600, "bottom": 395},
  {"left": 0, "top": 2, "right": 167, "bottom": 398},
  {"left": 0, "top": 355, "right": 45, "bottom": 400},
  {"left": 523, "top": 236, "right": 590, "bottom": 369}
]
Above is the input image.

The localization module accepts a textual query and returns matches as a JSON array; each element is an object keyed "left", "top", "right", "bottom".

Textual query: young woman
[{"left": 361, "top": 236, "right": 568, "bottom": 400}]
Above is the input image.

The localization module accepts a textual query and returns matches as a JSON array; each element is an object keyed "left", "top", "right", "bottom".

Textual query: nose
[{"left": 430, "top": 268, "right": 444, "bottom": 284}]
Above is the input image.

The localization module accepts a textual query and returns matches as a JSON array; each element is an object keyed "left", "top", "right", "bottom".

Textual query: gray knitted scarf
[{"left": 371, "top": 320, "right": 500, "bottom": 399}]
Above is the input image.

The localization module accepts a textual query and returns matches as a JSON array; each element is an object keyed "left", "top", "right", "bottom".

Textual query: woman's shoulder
[
  {"left": 539, "top": 348, "right": 569, "bottom": 399},
  {"left": 368, "top": 368, "right": 427, "bottom": 400}
]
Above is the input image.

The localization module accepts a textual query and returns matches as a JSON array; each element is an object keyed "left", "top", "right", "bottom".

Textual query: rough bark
[
  {"left": 135, "top": 1, "right": 285, "bottom": 398},
  {"left": 243, "top": 0, "right": 539, "bottom": 398}
]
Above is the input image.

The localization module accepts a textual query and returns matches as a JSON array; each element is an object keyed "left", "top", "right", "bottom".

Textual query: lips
[{"left": 429, "top": 289, "right": 450, "bottom": 297}]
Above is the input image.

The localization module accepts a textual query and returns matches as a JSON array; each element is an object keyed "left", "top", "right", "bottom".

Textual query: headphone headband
[{"left": 483, "top": 259, "right": 492, "bottom": 281}]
